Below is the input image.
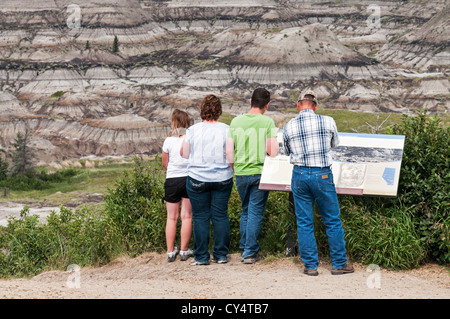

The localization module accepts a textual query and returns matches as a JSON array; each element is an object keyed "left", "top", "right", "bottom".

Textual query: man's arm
[
  {"left": 283, "top": 129, "right": 291, "bottom": 156},
  {"left": 266, "top": 136, "right": 279, "bottom": 157},
  {"left": 330, "top": 119, "right": 340, "bottom": 148}
]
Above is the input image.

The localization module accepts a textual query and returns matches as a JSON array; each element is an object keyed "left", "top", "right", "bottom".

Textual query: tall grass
[{"left": 340, "top": 197, "right": 427, "bottom": 269}]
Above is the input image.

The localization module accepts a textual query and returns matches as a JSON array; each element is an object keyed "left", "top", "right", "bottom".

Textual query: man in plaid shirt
[{"left": 283, "top": 90, "right": 354, "bottom": 276}]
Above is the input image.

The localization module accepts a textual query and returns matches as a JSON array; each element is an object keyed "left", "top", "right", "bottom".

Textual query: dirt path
[{"left": 0, "top": 252, "right": 448, "bottom": 299}]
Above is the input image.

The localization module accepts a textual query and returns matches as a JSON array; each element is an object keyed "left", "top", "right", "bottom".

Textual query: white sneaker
[
  {"left": 167, "top": 246, "right": 179, "bottom": 262},
  {"left": 179, "top": 248, "right": 194, "bottom": 261}
]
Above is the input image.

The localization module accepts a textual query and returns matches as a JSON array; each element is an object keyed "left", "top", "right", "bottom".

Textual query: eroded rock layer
[{"left": 0, "top": 0, "right": 448, "bottom": 162}]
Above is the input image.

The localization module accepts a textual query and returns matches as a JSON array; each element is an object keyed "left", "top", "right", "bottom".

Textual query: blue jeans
[
  {"left": 291, "top": 166, "right": 347, "bottom": 270},
  {"left": 186, "top": 176, "right": 233, "bottom": 263},
  {"left": 236, "top": 175, "right": 269, "bottom": 258}
]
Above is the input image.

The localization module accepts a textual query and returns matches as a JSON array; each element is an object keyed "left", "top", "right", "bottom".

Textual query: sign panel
[{"left": 259, "top": 132, "right": 405, "bottom": 197}]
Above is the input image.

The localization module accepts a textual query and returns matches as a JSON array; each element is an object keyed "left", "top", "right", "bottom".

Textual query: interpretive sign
[{"left": 259, "top": 131, "right": 405, "bottom": 197}]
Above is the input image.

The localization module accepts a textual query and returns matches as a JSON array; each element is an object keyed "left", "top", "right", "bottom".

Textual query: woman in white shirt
[
  {"left": 181, "top": 95, "right": 234, "bottom": 265},
  {"left": 162, "top": 109, "right": 194, "bottom": 262}
]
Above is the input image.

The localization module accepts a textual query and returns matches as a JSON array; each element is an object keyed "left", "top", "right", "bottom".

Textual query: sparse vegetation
[
  {"left": 10, "top": 131, "right": 35, "bottom": 176},
  {"left": 50, "top": 91, "right": 65, "bottom": 99},
  {"left": 112, "top": 35, "right": 119, "bottom": 53}
]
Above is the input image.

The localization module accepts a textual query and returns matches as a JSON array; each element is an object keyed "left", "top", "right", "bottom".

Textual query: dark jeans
[
  {"left": 235, "top": 174, "right": 269, "bottom": 258},
  {"left": 186, "top": 176, "right": 233, "bottom": 263}
]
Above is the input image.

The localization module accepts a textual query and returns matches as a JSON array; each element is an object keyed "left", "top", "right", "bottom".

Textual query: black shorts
[{"left": 164, "top": 176, "right": 189, "bottom": 203}]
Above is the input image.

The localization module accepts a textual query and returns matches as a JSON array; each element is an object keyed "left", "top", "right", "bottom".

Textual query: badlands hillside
[{"left": 0, "top": 0, "right": 448, "bottom": 163}]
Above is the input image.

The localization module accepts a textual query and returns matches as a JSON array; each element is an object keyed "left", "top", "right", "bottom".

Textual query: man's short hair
[
  {"left": 298, "top": 90, "right": 318, "bottom": 105},
  {"left": 302, "top": 94, "right": 317, "bottom": 105},
  {"left": 251, "top": 88, "right": 270, "bottom": 109}
]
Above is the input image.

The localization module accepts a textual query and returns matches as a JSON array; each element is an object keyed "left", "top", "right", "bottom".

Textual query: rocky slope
[{"left": 0, "top": 0, "right": 448, "bottom": 163}]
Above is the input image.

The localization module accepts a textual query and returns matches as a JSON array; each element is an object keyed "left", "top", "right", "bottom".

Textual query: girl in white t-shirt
[{"left": 162, "top": 109, "right": 193, "bottom": 262}]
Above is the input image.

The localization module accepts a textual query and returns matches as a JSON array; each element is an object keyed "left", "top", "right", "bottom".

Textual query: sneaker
[
  {"left": 212, "top": 258, "right": 228, "bottom": 264},
  {"left": 303, "top": 268, "right": 319, "bottom": 276},
  {"left": 190, "top": 260, "right": 210, "bottom": 266},
  {"left": 331, "top": 264, "right": 354, "bottom": 275},
  {"left": 167, "top": 246, "right": 179, "bottom": 262},
  {"left": 243, "top": 253, "right": 261, "bottom": 264},
  {"left": 179, "top": 249, "right": 194, "bottom": 261}
]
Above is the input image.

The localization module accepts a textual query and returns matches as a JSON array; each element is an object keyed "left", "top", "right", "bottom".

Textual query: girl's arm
[{"left": 162, "top": 151, "right": 169, "bottom": 169}]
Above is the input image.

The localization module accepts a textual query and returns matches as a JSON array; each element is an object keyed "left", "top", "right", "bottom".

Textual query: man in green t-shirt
[{"left": 226, "top": 88, "right": 279, "bottom": 263}]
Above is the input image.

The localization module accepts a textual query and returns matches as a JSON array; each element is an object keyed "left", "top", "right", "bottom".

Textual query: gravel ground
[{"left": 0, "top": 252, "right": 448, "bottom": 300}]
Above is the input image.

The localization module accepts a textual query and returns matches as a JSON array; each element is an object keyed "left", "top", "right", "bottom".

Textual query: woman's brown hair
[
  {"left": 170, "top": 109, "right": 191, "bottom": 136},
  {"left": 199, "top": 94, "right": 222, "bottom": 121}
]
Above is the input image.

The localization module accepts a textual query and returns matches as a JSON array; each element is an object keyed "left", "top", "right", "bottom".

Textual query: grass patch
[
  {"left": 49, "top": 91, "right": 65, "bottom": 99},
  {"left": 0, "top": 162, "right": 135, "bottom": 206},
  {"left": 316, "top": 109, "right": 404, "bottom": 134},
  {"left": 280, "top": 109, "right": 449, "bottom": 133},
  {"left": 219, "top": 112, "right": 235, "bottom": 125}
]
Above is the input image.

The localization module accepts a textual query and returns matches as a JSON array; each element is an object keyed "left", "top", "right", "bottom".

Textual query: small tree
[
  {"left": 11, "top": 130, "right": 35, "bottom": 176},
  {"left": 0, "top": 151, "right": 8, "bottom": 180},
  {"left": 85, "top": 40, "right": 91, "bottom": 50},
  {"left": 112, "top": 35, "right": 119, "bottom": 53}
]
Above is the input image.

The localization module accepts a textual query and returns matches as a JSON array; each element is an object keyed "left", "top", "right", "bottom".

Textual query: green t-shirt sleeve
[
  {"left": 266, "top": 118, "right": 277, "bottom": 138},
  {"left": 227, "top": 127, "right": 233, "bottom": 139},
  {"left": 228, "top": 118, "right": 235, "bottom": 138}
]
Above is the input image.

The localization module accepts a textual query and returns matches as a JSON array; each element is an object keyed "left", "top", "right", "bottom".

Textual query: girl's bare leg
[
  {"left": 165, "top": 201, "right": 180, "bottom": 252},
  {"left": 180, "top": 198, "right": 192, "bottom": 251}
]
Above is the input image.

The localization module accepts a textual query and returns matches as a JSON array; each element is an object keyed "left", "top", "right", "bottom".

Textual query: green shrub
[
  {"left": 44, "top": 206, "right": 121, "bottom": 269},
  {"left": 0, "top": 207, "right": 48, "bottom": 277},
  {"left": 391, "top": 111, "right": 449, "bottom": 208},
  {"left": 0, "top": 205, "right": 120, "bottom": 278},
  {"left": 390, "top": 110, "right": 449, "bottom": 264},
  {"left": 103, "top": 156, "right": 166, "bottom": 256},
  {"left": 0, "top": 156, "right": 8, "bottom": 180},
  {"left": 0, "top": 168, "right": 79, "bottom": 191},
  {"left": 260, "top": 191, "right": 294, "bottom": 254},
  {"left": 227, "top": 184, "right": 243, "bottom": 252},
  {"left": 340, "top": 197, "right": 427, "bottom": 269},
  {"left": 50, "top": 91, "right": 65, "bottom": 98}
]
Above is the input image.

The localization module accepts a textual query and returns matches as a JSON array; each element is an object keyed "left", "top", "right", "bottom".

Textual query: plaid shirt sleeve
[
  {"left": 283, "top": 126, "right": 291, "bottom": 156},
  {"left": 330, "top": 117, "right": 339, "bottom": 148}
]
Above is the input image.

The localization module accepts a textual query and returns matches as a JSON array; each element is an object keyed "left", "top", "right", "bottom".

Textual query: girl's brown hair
[
  {"left": 200, "top": 94, "right": 222, "bottom": 121},
  {"left": 170, "top": 109, "right": 191, "bottom": 136}
]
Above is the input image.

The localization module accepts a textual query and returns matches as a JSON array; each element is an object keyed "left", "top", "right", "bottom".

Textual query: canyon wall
[{"left": 0, "top": 0, "right": 448, "bottom": 162}]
